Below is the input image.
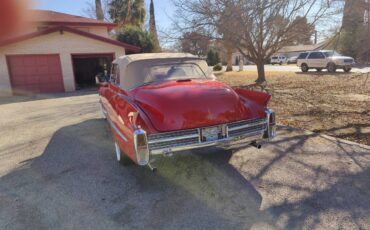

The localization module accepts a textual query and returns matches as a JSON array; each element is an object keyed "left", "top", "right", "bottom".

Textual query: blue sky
[{"left": 33, "top": 0, "right": 174, "bottom": 30}]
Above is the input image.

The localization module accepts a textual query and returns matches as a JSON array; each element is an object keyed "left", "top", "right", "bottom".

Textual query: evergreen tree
[
  {"left": 117, "top": 25, "right": 155, "bottom": 53},
  {"left": 149, "top": 0, "right": 161, "bottom": 51}
]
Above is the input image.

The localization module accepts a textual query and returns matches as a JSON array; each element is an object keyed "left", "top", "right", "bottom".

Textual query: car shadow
[
  {"left": 0, "top": 119, "right": 273, "bottom": 230},
  {"left": 2, "top": 120, "right": 370, "bottom": 229}
]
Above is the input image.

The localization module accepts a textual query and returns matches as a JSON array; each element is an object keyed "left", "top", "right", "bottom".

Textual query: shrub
[
  {"left": 116, "top": 25, "right": 154, "bottom": 53},
  {"left": 207, "top": 49, "right": 220, "bottom": 66},
  {"left": 213, "top": 63, "right": 223, "bottom": 71}
]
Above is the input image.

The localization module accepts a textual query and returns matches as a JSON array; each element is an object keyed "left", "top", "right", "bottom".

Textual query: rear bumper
[
  {"left": 150, "top": 131, "right": 268, "bottom": 155},
  {"left": 149, "top": 109, "right": 276, "bottom": 156}
]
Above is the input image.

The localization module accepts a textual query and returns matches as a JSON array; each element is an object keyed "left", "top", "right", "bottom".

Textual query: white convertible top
[
  {"left": 115, "top": 53, "right": 199, "bottom": 63},
  {"left": 114, "top": 53, "right": 212, "bottom": 90}
]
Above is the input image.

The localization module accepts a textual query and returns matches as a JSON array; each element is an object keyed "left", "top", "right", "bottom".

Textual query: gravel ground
[{"left": 1, "top": 91, "right": 370, "bottom": 229}]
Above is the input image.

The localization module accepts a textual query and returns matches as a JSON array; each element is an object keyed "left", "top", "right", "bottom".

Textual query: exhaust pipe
[{"left": 251, "top": 142, "right": 262, "bottom": 149}]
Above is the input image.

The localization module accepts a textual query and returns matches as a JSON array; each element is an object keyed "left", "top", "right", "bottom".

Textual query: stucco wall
[{"left": 0, "top": 31, "right": 125, "bottom": 96}]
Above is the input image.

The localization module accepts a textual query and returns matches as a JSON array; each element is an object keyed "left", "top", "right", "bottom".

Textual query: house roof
[
  {"left": 30, "top": 10, "right": 116, "bottom": 29},
  {"left": 277, "top": 41, "right": 327, "bottom": 53},
  {"left": 0, "top": 25, "right": 141, "bottom": 53}
]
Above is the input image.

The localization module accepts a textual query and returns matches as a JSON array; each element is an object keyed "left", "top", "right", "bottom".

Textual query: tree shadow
[
  {"left": 232, "top": 126, "right": 370, "bottom": 229},
  {"left": 0, "top": 119, "right": 273, "bottom": 230},
  {"left": 294, "top": 71, "right": 352, "bottom": 76},
  {"left": 1, "top": 121, "right": 370, "bottom": 229}
]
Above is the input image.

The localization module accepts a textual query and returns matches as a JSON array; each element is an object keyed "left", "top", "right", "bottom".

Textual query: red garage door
[{"left": 7, "top": 54, "right": 64, "bottom": 94}]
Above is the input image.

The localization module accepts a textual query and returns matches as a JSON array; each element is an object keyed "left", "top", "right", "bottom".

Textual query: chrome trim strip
[
  {"left": 150, "top": 132, "right": 264, "bottom": 155},
  {"left": 108, "top": 118, "right": 128, "bottom": 142},
  {"left": 227, "top": 120, "right": 267, "bottom": 131},
  {"left": 148, "top": 134, "right": 200, "bottom": 144}
]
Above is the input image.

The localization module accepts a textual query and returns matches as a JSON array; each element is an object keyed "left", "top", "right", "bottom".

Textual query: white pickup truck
[{"left": 297, "top": 50, "right": 355, "bottom": 73}]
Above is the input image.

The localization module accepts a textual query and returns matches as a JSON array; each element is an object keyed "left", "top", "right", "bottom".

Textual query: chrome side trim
[
  {"left": 108, "top": 118, "right": 128, "bottom": 142},
  {"left": 148, "top": 134, "right": 199, "bottom": 144}
]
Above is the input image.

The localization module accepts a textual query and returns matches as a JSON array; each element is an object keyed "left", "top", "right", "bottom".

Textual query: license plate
[{"left": 201, "top": 126, "right": 222, "bottom": 142}]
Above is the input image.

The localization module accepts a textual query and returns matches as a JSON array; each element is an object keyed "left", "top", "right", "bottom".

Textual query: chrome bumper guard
[{"left": 146, "top": 109, "right": 276, "bottom": 156}]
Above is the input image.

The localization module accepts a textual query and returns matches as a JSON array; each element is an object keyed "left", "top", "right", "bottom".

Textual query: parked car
[
  {"left": 287, "top": 56, "right": 298, "bottom": 64},
  {"left": 271, "top": 55, "right": 287, "bottom": 65},
  {"left": 99, "top": 53, "right": 276, "bottom": 168},
  {"left": 297, "top": 50, "right": 355, "bottom": 73}
]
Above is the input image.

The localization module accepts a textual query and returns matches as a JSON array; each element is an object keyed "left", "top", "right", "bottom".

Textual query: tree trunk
[
  {"left": 95, "top": 0, "right": 104, "bottom": 20},
  {"left": 255, "top": 61, "right": 266, "bottom": 83},
  {"left": 226, "top": 46, "right": 233, "bottom": 72}
]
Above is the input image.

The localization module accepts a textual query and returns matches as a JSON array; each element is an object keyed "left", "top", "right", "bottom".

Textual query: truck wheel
[
  {"left": 114, "top": 142, "right": 134, "bottom": 165},
  {"left": 343, "top": 67, "right": 352, "bottom": 73},
  {"left": 327, "top": 63, "right": 337, "bottom": 73},
  {"left": 301, "top": 64, "right": 309, "bottom": 72},
  {"left": 316, "top": 68, "right": 322, "bottom": 72}
]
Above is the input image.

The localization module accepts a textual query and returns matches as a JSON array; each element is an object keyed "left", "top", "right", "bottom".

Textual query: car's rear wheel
[
  {"left": 279, "top": 61, "right": 282, "bottom": 65},
  {"left": 327, "top": 63, "right": 337, "bottom": 73},
  {"left": 343, "top": 67, "right": 352, "bottom": 73},
  {"left": 114, "top": 142, "right": 134, "bottom": 165},
  {"left": 301, "top": 63, "right": 309, "bottom": 72},
  {"left": 316, "top": 68, "right": 322, "bottom": 72}
]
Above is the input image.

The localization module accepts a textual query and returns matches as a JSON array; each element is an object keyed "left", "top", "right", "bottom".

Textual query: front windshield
[{"left": 323, "top": 51, "right": 341, "bottom": 57}]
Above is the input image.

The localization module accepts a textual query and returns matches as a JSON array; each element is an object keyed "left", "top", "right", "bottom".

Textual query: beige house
[{"left": 0, "top": 10, "right": 140, "bottom": 96}]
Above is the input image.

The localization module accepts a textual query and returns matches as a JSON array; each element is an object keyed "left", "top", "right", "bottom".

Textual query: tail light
[
  {"left": 133, "top": 129, "right": 150, "bottom": 165},
  {"left": 264, "top": 108, "right": 276, "bottom": 140}
]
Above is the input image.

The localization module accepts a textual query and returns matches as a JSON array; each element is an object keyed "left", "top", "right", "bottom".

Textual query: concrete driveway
[{"left": 1, "top": 92, "right": 370, "bottom": 229}]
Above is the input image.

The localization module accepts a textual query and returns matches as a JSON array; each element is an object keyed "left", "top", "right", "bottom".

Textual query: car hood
[{"left": 130, "top": 80, "right": 264, "bottom": 132}]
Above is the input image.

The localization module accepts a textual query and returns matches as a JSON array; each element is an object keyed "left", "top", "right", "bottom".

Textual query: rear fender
[
  {"left": 111, "top": 93, "right": 155, "bottom": 164},
  {"left": 234, "top": 88, "right": 271, "bottom": 107}
]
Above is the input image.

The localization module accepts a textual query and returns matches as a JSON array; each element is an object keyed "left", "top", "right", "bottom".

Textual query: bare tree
[
  {"left": 173, "top": 0, "right": 339, "bottom": 83},
  {"left": 83, "top": 0, "right": 112, "bottom": 22},
  {"left": 96, "top": 0, "right": 104, "bottom": 20},
  {"left": 180, "top": 31, "right": 210, "bottom": 56}
]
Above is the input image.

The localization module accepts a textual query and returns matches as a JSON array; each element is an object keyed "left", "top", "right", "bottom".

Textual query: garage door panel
[{"left": 7, "top": 54, "right": 64, "bottom": 94}]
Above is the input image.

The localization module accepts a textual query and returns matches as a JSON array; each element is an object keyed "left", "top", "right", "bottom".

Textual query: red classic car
[{"left": 99, "top": 53, "right": 276, "bottom": 168}]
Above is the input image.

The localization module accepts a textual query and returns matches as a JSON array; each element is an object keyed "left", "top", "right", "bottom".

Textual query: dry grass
[{"left": 216, "top": 71, "right": 370, "bottom": 146}]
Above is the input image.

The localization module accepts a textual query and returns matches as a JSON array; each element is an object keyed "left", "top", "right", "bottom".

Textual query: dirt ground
[{"left": 217, "top": 71, "right": 370, "bottom": 146}]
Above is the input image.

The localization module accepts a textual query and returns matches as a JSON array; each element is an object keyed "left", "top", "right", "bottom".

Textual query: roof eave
[{"left": 0, "top": 25, "right": 140, "bottom": 53}]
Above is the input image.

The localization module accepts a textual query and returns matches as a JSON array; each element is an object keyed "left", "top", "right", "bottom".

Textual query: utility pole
[{"left": 314, "top": 30, "right": 317, "bottom": 44}]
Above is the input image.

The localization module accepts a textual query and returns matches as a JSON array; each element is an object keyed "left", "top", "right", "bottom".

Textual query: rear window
[
  {"left": 272, "top": 57, "right": 278, "bottom": 60},
  {"left": 298, "top": 53, "right": 308, "bottom": 59}
]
